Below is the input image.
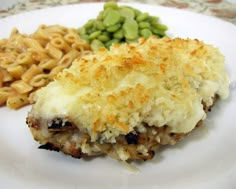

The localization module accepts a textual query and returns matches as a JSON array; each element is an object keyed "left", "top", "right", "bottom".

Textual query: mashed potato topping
[{"left": 31, "top": 36, "right": 229, "bottom": 142}]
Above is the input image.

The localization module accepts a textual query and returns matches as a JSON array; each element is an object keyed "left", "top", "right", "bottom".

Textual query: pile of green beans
[{"left": 78, "top": 1, "right": 168, "bottom": 51}]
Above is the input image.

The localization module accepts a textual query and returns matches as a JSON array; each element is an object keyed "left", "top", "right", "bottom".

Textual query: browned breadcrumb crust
[{"left": 26, "top": 36, "right": 229, "bottom": 161}]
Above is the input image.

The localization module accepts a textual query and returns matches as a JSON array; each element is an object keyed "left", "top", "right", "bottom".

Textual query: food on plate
[
  {"left": 78, "top": 1, "right": 168, "bottom": 51},
  {"left": 26, "top": 36, "right": 229, "bottom": 161},
  {"left": 0, "top": 2, "right": 168, "bottom": 110},
  {"left": 0, "top": 25, "right": 90, "bottom": 109}
]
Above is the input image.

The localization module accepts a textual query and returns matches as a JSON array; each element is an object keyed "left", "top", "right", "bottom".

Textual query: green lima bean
[{"left": 78, "top": 1, "right": 168, "bottom": 50}]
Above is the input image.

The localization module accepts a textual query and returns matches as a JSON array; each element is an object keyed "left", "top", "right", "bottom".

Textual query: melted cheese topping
[{"left": 31, "top": 37, "right": 229, "bottom": 142}]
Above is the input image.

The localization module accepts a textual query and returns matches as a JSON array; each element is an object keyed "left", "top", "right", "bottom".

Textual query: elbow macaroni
[{"left": 0, "top": 24, "right": 91, "bottom": 109}]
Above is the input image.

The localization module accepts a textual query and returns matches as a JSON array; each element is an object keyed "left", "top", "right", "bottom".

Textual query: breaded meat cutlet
[{"left": 26, "top": 36, "right": 229, "bottom": 161}]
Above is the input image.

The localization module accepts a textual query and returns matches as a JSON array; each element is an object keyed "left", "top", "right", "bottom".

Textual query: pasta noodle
[
  {"left": 50, "top": 37, "right": 71, "bottom": 52},
  {"left": 7, "top": 65, "right": 25, "bottom": 79},
  {"left": 29, "top": 74, "right": 51, "bottom": 88},
  {"left": 24, "top": 38, "right": 45, "bottom": 51},
  {"left": 0, "top": 87, "right": 15, "bottom": 105},
  {"left": 49, "top": 64, "right": 67, "bottom": 76},
  {"left": 45, "top": 43, "right": 63, "bottom": 60},
  {"left": 1, "top": 69, "right": 13, "bottom": 82},
  {"left": 58, "top": 49, "right": 80, "bottom": 67},
  {"left": 21, "top": 64, "right": 42, "bottom": 82},
  {"left": 0, "top": 24, "right": 91, "bottom": 109},
  {"left": 6, "top": 93, "right": 29, "bottom": 109},
  {"left": 16, "top": 53, "right": 36, "bottom": 65},
  {"left": 11, "top": 80, "right": 33, "bottom": 94},
  {"left": 38, "top": 59, "right": 57, "bottom": 70}
]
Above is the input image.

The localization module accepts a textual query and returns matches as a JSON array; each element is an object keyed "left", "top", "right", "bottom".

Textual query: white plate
[{"left": 1, "top": 3, "right": 236, "bottom": 189}]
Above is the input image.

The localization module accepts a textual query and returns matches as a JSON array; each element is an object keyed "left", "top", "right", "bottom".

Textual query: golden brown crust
[
  {"left": 31, "top": 36, "right": 229, "bottom": 143},
  {"left": 26, "top": 36, "right": 229, "bottom": 161}
]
